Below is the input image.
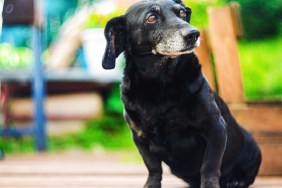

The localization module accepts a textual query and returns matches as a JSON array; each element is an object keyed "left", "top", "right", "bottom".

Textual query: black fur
[{"left": 102, "top": 0, "right": 261, "bottom": 187}]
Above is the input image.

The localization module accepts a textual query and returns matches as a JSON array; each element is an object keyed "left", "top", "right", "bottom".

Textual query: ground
[{"left": 0, "top": 151, "right": 281, "bottom": 188}]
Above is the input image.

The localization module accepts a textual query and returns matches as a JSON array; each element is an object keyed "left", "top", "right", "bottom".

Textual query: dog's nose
[
  {"left": 181, "top": 28, "right": 200, "bottom": 43},
  {"left": 186, "top": 30, "right": 200, "bottom": 43}
]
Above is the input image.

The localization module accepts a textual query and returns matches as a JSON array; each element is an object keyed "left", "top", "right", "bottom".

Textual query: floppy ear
[{"left": 102, "top": 16, "right": 127, "bottom": 69}]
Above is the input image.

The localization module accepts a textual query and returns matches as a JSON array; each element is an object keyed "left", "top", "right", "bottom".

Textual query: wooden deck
[{"left": 0, "top": 152, "right": 281, "bottom": 188}]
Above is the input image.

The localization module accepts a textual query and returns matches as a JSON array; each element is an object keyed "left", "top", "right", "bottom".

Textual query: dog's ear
[
  {"left": 102, "top": 16, "right": 126, "bottom": 69},
  {"left": 185, "top": 7, "right": 192, "bottom": 23}
]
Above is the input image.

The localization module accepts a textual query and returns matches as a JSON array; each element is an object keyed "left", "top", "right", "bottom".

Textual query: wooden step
[
  {"left": 230, "top": 103, "right": 282, "bottom": 175},
  {"left": 0, "top": 152, "right": 282, "bottom": 188}
]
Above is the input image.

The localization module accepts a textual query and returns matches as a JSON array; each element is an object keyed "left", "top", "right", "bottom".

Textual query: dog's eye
[
  {"left": 147, "top": 14, "right": 157, "bottom": 23},
  {"left": 179, "top": 10, "right": 186, "bottom": 20}
]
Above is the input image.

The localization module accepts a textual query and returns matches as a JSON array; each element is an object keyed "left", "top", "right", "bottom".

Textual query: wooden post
[
  {"left": 229, "top": 2, "right": 244, "bottom": 38},
  {"left": 195, "top": 30, "right": 216, "bottom": 91},
  {"left": 208, "top": 6, "right": 244, "bottom": 103}
]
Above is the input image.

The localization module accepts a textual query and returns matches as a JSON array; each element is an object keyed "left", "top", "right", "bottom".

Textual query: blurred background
[{"left": 0, "top": 0, "right": 281, "bottom": 155}]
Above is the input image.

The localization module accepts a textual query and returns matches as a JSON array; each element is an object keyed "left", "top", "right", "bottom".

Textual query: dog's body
[{"left": 102, "top": 0, "right": 261, "bottom": 187}]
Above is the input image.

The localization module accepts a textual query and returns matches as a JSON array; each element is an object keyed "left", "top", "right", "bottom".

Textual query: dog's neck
[
  {"left": 125, "top": 53, "right": 177, "bottom": 82},
  {"left": 124, "top": 52, "right": 204, "bottom": 91}
]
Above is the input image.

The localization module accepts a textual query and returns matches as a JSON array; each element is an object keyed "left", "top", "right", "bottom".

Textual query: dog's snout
[
  {"left": 186, "top": 30, "right": 200, "bottom": 43},
  {"left": 181, "top": 28, "right": 200, "bottom": 43}
]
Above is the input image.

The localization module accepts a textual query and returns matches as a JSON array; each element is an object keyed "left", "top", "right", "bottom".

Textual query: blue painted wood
[
  {"left": 32, "top": 27, "right": 47, "bottom": 151},
  {"left": 0, "top": 0, "right": 47, "bottom": 152},
  {"left": 0, "top": 127, "right": 34, "bottom": 137},
  {"left": 0, "top": 27, "right": 47, "bottom": 152}
]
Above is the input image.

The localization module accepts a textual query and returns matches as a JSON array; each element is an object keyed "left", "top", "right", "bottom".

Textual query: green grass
[
  {"left": 0, "top": 137, "right": 34, "bottom": 154},
  {"left": 0, "top": 114, "right": 135, "bottom": 154},
  {"left": 239, "top": 35, "right": 282, "bottom": 100},
  {"left": 49, "top": 115, "right": 135, "bottom": 151}
]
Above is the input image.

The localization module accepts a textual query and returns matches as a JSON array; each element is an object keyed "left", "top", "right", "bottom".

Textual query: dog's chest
[
  {"left": 124, "top": 88, "right": 206, "bottom": 161},
  {"left": 122, "top": 81, "right": 198, "bottom": 131},
  {"left": 140, "top": 113, "right": 206, "bottom": 169},
  {"left": 125, "top": 90, "right": 192, "bottom": 129}
]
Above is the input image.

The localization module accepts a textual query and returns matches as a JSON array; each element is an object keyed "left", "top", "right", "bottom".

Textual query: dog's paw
[
  {"left": 200, "top": 184, "right": 220, "bottom": 188},
  {"left": 225, "top": 180, "right": 248, "bottom": 188},
  {"left": 144, "top": 180, "right": 161, "bottom": 188},
  {"left": 200, "top": 177, "right": 220, "bottom": 188}
]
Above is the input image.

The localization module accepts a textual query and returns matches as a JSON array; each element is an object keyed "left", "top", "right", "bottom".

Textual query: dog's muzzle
[{"left": 181, "top": 28, "right": 200, "bottom": 45}]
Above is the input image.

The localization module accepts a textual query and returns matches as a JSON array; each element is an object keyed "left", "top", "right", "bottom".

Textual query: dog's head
[{"left": 102, "top": 0, "right": 200, "bottom": 69}]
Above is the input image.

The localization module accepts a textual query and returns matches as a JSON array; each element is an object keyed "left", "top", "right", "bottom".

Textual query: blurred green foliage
[
  {"left": 85, "top": 0, "right": 224, "bottom": 29},
  {"left": 85, "top": 9, "right": 125, "bottom": 28},
  {"left": 105, "top": 84, "right": 124, "bottom": 114},
  {"left": 0, "top": 43, "right": 33, "bottom": 69},
  {"left": 0, "top": 137, "right": 34, "bottom": 153},
  {"left": 239, "top": 36, "right": 282, "bottom": 100},
  {"left": 0, "top": 114, "right": 134, "bottom": 153},
  {"left": 48, "top": 115, "right": 134, "bottom": 151},
  {"left": 184, "top": 0, "right": 224, "bottom": 28},
  {"left": 226, "top": 0, "right": 282, "bottom": 40}
]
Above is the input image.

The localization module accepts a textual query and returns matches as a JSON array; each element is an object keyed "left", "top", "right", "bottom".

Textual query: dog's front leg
[
  {"left": 200, "top": 115, "right": 227, "bottom": 188},
  {"left": 125, "top": 113, "right": 163, "bottom": 188},
  {"left": 192, "top": 83, "right": 228, "bottom": 188},
  {"left": 133, "top": 134, "right": 163, "bottom": 188}
]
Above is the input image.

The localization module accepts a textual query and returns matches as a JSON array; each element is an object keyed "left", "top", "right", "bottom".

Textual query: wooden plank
[
  {"left": 10, "top": 93, "right": 103, "bottom": 120},
  {"left": 0, "top": 153, "right": 282, "bottom": 188},
  {"left": 229, "top": 103, "right": 282, "bottom": 175},
  {"left": 195, "top": 30, "right": 216, "bottom": 91},
  {"left": 229, "top": 2, "right": 244, "bottom": 38},
  {"left": 259, "top": 143, "right": 282, "bottom": 175},
  {"left": 0, "top": 153, "right": 186, "bottom": 188},
  {"left": 230, "top": 104, "right": 282, "bottom": 133},
  {"left": 208, "top": 6, "right": 244, "bottom": 103},
  {"left": 0, "top": 176, "right": 184, "bottom": 188}
]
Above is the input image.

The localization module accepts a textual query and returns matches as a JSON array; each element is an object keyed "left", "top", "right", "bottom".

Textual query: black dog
[{"left": 102, "top": 0, "right": 261, "bottom": 187}]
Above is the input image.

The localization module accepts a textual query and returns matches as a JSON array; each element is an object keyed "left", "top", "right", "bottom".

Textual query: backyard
[
  {"left": 0, "top": 0, "right": 281, "bottom": 155},
  {"left": 0, "top": 1, "right": 282, "bottom": 188}
]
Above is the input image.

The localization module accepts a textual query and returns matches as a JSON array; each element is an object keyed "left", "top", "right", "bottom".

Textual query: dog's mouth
[
  {"left": 153, "top": 38, "right": 200, "bottom": 58},
  {"left": 154, "top": 48, "right": 194, "bottom": 58}
]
